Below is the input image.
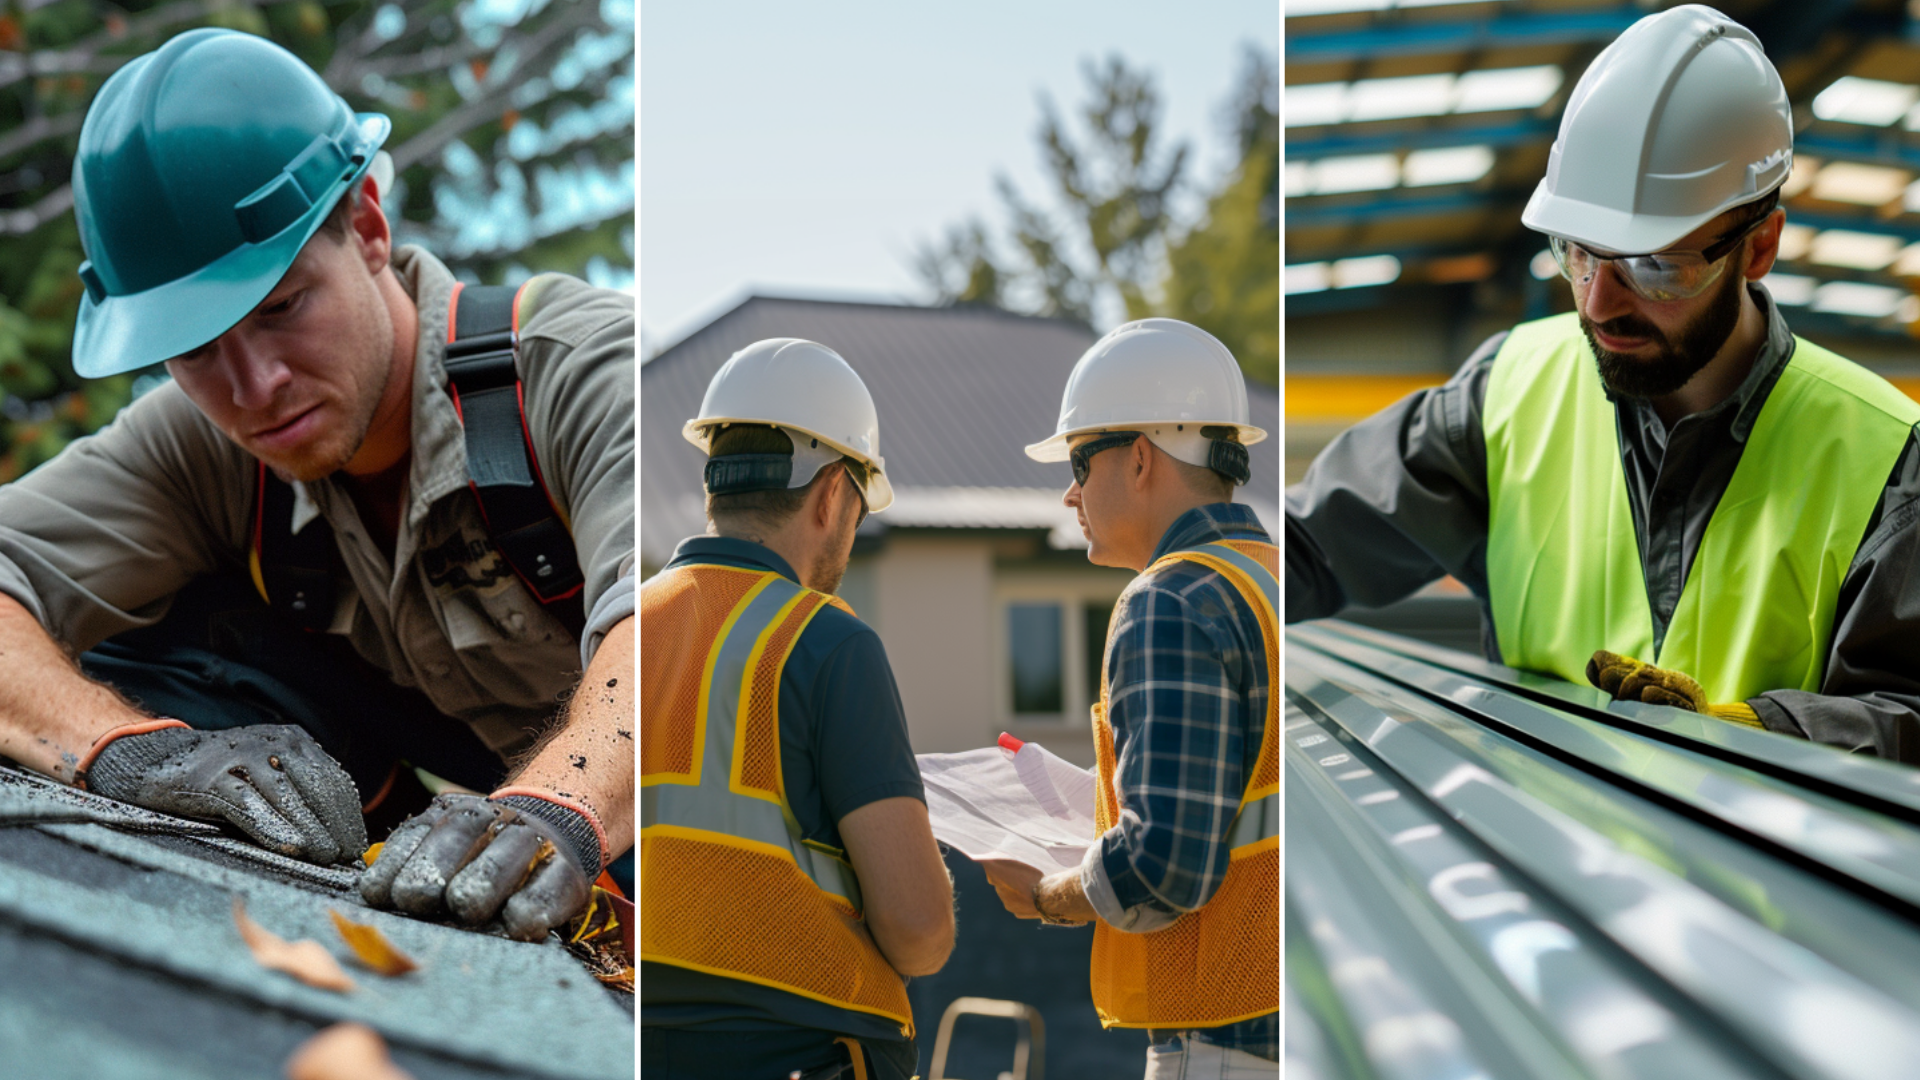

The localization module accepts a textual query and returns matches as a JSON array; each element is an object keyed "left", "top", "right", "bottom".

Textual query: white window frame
[{"left": 993, "top": 576, "right": 1127, "bottom": 729}]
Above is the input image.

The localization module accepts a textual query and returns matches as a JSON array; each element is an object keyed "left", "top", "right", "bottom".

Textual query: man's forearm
[
  {"left": 0, "top": 591, "right": 148, "bottom": 781},
  {"left": 507, "top": 614, "right": 634, "bottom": 856}
]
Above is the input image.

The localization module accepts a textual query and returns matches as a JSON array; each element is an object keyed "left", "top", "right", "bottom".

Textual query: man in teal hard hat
[{"left": 0, "top": 29, "right": 635, "bottom": 940}]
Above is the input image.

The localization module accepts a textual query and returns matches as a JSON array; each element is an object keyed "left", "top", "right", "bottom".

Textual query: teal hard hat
[{"left": 70, "top": 29, "right": 391, "bottom": 377}]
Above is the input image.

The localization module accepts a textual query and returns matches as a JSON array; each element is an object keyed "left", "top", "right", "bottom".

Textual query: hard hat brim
[
  {"left": 1024, "top": 420, "right": 1269, "bottom": 463},
  {"left": 71, "top": 113, "right": 392, "bottom": 378},
  {"left": 1521, "top": 177, "right": 1756, "bottom": 258}
]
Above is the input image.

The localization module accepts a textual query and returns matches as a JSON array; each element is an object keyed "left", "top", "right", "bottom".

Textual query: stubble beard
[
  {"left": 808, "top": 500, "right": 860, "bottom": 596},
  {"left": 266, "top": 279, "right": 397, "bottom": 484},
  {"left": 1581, "top": 269, "right": 1745, "bottom": 399}
]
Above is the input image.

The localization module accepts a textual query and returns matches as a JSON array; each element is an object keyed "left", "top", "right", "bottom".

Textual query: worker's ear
[
  {"left": 345, "top": 176, "right": 391, "bottom": 275},
  {"left": 1127, "top": 435, "right": 1154, "bottom": 492},
  {"left": 808, "top": 466, "right": 844, "bottom": 531},
  {"left": 1742, "top": 208, "right": 1785, "bottom": 281}
]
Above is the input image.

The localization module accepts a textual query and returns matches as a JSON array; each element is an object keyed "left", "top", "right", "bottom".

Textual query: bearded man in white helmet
[
  {"left": 639, "top": 338, "right": 954, "bottom": 1080},
  {"left": 1289, "top": 4, "right": 1920, "bottom": 762},
  {"left": 981, "top": 318, "right": 1278, "bottom": 1077}
]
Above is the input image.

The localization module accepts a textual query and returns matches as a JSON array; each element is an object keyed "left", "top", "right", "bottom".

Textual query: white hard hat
[
  {"left": 683, "top": 338, "right": 894, "bottom": 512},
  {"left": 1522, "top": 4, "right": 1792, "bottom": 254},
  {"left": 1025, "top": 318, "right": 1267, "bottom": 478}
]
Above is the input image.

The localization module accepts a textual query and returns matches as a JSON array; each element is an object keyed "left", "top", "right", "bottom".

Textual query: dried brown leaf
[
  {"left": 284, "top": 1022, "right": 415, "bottom": 1080},
  {"left": 328, "top": 910, "right": 419, "bottom": 977},
  {"left": 592, "top": 965, "right": 635, "bottom": 990},
  {"left": 232, "top": 898, "right": 355, "bottom": 993}
]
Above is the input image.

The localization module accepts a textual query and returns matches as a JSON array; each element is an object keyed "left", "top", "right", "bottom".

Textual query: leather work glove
[
  {"left": 1586, "top": 651, "right": 1765, "bottom": 729},
  {"left": 80, "top": 721, "right": 368, "bottom": 865},
  {"left": 359, "top": 791, "right": 604, "bottom": 942}
]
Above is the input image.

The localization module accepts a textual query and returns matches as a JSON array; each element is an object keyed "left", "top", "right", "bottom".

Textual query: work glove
[
  {"left": 80, "top": 720, "right": 367, "bottom": 865},
  {"left": 1586, "top": 651, "right": 1764, "bottom": 729},
  {"left": 359, "top": 790, "right": 604, "bottom": 942}
]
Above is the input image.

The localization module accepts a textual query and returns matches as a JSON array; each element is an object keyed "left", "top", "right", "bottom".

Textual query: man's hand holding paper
[{"left": 915, "top": 735, "right": 1098, "bottom": 873}]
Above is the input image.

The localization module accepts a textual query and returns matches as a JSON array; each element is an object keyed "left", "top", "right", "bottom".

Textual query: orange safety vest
[
  {"left": 639, "top": 563, "right": 914, "bottom": 1036},
  {"left": 1089, "top": 539, "right": 1279, "bottom": 1029}
]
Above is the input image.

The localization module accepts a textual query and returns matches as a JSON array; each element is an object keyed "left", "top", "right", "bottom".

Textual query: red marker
[{"left": 998, "top": 732, "right": 1025, "bottom": 753}]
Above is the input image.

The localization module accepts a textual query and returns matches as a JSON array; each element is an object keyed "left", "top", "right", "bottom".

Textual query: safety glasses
[
  {"left": 1069, "top": 432, "right": 1141, "bottom": 487},
  {"left": 841, "top": 461, "right": 871, "bottom": 528},
  {"left": 1550, "top": 211, "right": 1770, "bottom": 303}
]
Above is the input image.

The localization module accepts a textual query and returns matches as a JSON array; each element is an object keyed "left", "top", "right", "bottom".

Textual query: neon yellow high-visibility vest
[{"left": 1484, "top": 313, "right": 1920, "bottom": 702}]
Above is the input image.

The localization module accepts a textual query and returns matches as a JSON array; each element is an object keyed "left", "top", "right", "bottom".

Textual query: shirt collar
[
  {"left": 1149, "top": 502, "right": 1271, "bottom": 564},
  {"left": 666, "top": 536, "right": 803, "bottom": 584}
]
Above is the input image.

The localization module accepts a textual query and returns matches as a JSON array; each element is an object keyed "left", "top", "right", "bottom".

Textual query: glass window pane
[
  {"left": 1008, "top": 603, "right": 1063, "bottom": 714},
  {"left": 1084, "top": 600, "right": 1114, "bottom": 706}
]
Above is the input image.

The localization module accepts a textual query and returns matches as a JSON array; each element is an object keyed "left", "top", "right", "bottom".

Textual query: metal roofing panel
[{"left": 1288, "top": 621, "right": 1920, "bottom": 1080}]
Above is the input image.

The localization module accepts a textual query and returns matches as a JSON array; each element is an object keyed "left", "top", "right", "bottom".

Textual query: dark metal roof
[
  {"left": 0, "top": 767, "right": 633, "bottom": 1080},
  {"left": 1287, "top": 620, "right": 1920, "bottom": 1079},
  {"left": 642, "top": 296, "right": 1282, "bottom": 565}
]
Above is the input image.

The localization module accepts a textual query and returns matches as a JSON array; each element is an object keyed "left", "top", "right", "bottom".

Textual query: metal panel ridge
[
  {"left": 1298, "top": 620, "right": 1920, "bottom": 818},
  {"left": 1286, "top": 700, "right": 1768, "bottom": 1079},
  {"left": 1286, "top": 637, "right": 1920, "bottom": 1080},
  {"left": 1292, "top": 629, "right": 1920, "bottom": 913}
]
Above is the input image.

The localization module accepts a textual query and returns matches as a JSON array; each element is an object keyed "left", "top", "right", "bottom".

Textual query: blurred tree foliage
[
  {"left": 916, "top": 45, "right": 1278, "bottom": 388},
  {"left": 0, "top": 0, "right": 633, "bottom": 481},
  {"left": 1161, "top": 45, "right": 1278, "bottom": 387}
]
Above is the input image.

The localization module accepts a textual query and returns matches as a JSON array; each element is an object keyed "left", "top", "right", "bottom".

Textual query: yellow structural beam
[
  {"left": 1285, "top": 375, "right": 1445, "bottom": 421},
  {"left": 1288, "top": 374, "right": 1920, "bottom": 422}
]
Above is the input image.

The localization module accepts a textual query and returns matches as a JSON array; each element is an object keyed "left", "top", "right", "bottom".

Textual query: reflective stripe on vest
[
  {"left": 1484, "top": 314, "right": 1920, "bottom": 702},
  {"left": 639, "top": 564, "right": 913, "bottom": 1034},
  {"left": 1090, "top": 538, "right": 1279, "bottom": 1030}
]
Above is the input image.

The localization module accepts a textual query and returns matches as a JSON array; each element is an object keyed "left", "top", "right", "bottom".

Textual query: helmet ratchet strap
[{"left": 704, "top": 454, "right": 793, "bottom": 496}]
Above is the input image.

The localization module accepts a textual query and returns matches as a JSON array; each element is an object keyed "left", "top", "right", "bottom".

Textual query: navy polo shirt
[{"left": 642, "top": 536, "right": 926, "bottom": 1048}]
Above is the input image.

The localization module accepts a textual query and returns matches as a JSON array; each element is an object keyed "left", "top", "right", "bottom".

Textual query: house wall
[
  {"left": 862, "top": 535, "right": 1001, "bottom": 759},
  {"left": 852, "top": 533, "right": 1131, "bottom": 768}
]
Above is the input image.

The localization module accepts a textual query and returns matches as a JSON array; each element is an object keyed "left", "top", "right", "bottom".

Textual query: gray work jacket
[
  {"left": 1287, "top": 286, "right": 1920, "bottom": 762},
  {"left": 0, "top": 247, "right": 635, "bottom": 758}
]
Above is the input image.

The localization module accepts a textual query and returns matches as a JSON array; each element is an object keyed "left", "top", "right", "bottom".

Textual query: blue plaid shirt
[{"left": 1078, "top": 502, "right": 1276, "bottom": 1060}]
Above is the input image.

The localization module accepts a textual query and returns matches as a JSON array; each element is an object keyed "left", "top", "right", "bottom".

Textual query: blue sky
[{"left": 640, "top": 1, "right": 1277, "bottom": 353}]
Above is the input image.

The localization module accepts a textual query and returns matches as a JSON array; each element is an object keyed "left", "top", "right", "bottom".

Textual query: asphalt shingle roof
[
  {"left": 642, "top": 296, "right": 1281, "bottom": 564},
  {"left": 0, "top": 766, "right": 633, "bottom": 1080}
]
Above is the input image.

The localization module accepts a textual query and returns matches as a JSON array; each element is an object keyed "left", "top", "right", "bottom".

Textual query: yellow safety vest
[
  {"left": 1089, "top": 539, "right": 1279, "bottom": 1029},
  {"left": 1484, "top": 314, "right": 1920, "bottom": 701},
  {"left": 639, "top": 563, "right": 914, "bottom": 1036}
]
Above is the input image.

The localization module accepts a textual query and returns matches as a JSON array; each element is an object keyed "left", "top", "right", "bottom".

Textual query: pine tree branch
[
  {"left": 0, "top": 112, "right": 80, "bottom": 162},
  {"left": 0, "top": 0, "right": 310, "bottom": 92},
  {"left": 0, "top": 182, "right": 72, "bottom": 236},
  {"left": 383, "top": 3, "right": 613, "bottom": 174}
]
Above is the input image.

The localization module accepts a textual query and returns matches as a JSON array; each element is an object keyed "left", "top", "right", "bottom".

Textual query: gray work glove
[
  {"left": 359, "top": 792, "right": 599, "bottom": 942},
  {"left": 84, "top": 723, "right": 367, "bottom": 866}
]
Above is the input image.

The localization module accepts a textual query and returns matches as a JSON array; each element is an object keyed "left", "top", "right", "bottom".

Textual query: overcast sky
[{"left": 640, "top": 2, "right": 1277, "bottom": 354}]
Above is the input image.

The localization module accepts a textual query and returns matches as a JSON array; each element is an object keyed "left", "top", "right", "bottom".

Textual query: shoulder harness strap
[
  {"left": 249, "top": 465, "right": 340, "bottom": 632},
  {"left": 249, "top": 282, "right": 588, "bottom": 639},
  {"left": 445, "top": 282, "right": 587, "bottom": 639}
]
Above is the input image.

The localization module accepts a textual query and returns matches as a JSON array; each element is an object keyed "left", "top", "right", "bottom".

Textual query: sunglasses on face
[
  {"left": 1070, "top": 431, "right": 1142, "bottom": 487},
  {"left": 1550, "top": 210, "right": 1770, "bottom": 303},
  {"left": 842, "top": 462, "right": 870, "bottom": 527}
]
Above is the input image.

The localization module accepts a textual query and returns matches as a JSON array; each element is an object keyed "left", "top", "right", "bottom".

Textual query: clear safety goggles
[{"left": 1549, "top": 211, "right": 1769, "bottom": 303}]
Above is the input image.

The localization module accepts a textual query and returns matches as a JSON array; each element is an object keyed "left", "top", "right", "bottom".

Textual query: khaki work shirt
[{"left": 0, "top": 247, "right": 635, "bottom": 756}]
